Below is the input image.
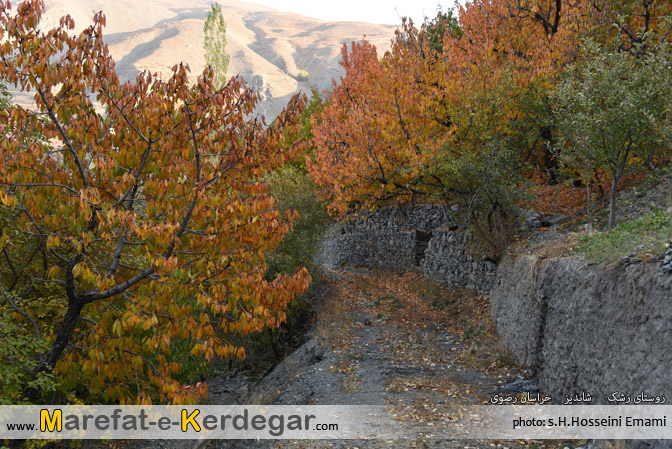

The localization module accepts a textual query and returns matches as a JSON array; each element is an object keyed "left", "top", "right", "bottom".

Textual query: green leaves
[
  {"left": 553, "top": 42, "right": 672, "bottom": 226},
  {"left": 0, "top": 81, "right": 10, "bottom": 110},
  {"left": 0, "top": 288, "right": 58, "bottom": 404},
  {"left": 265, "top": 165, "right": 330, "bottom": 279},
  {"left": 204, "top": 2, "right": 230, "bottom": 89}
]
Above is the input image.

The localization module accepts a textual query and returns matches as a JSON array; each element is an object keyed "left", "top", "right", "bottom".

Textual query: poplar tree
[{"left": 204, "top": 2, "right": 230, "bottom": 88}]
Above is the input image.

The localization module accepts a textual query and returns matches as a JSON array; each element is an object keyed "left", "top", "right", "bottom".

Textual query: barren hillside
[{"left": 9, "top": 0, "right": 397, "bottom": 117}]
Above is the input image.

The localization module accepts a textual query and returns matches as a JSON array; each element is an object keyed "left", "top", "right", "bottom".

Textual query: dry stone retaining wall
[
  {"left": 314, "top": 205, "right": 672, "bottom": 448},
  {"left": 317, "top": 205, "right": 672, "bottom": 413},
  {"left": 490, "top": 254, "right": 672, "bottom": 404},
  {"left": 316, "top": 205, "right": 496, "bottom": 294}
]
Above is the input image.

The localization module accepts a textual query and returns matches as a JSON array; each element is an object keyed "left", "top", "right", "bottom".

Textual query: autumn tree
[
  {"left": 308, "top": 21, "right": 451, "bottom": 216},
  {"left": 442, "top": 0, "right": 600, "bottom": 184},
  {"left": 204, "top": 2, "right": 230, "bottom": 88},
  {"left": 589, "top": 0, "right": 672, "bottom": 56},
  {"left": 0, "top": 0, "right": 308, "bottom": 404},
  {"left": 309, "top": 14, "right": 527, "bottom": 254}
]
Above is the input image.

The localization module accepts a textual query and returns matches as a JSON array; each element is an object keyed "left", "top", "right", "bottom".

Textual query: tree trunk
[
  {"left": 585, "top": 165, "right": 591, "bottom": 217},
  {"left": 541, "top": 126, "right": 560, "bottom": 184},
  {"left": 23, "top": 300, "right": 84, "bottom": 402},
  {"left": 608, "top": 176, "right": 619, "bottom": 229}
]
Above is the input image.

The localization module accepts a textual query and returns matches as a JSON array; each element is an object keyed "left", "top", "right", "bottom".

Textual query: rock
[
  {"left": 661, "top": 248, "right": 672, "bottom": 272},
  {"left": 542, "top": 214, "right": 572, "bottom": 227},
  {"left": 495, "top": 378, "right": 539, "bottom": 394},
  {"left": 521, "top": 209, "right": 542, "bottom": 229}
]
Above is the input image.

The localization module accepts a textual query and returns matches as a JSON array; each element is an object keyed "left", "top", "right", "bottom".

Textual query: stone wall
[
  {"left": 316, "top": 205, "right": 496, "bottom": 294},
  {"left": 316, "top": 205, "right": 672, "bottom": 448},
  {"left": 490, "top": 253, "right": 672, "bottom": 404},
  {"left": 318, "top": 205, "right": 672, "bottom": 399},
  {"left": 420, "top": 229, "right": 497, "bottom": 293}
]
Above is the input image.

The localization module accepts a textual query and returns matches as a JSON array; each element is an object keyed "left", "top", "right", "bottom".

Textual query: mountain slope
[{"left": 9, "top": 0, "right": 396, "bottom": 117}]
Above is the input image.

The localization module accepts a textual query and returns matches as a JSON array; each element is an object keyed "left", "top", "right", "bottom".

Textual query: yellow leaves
[
  {"left": 0, "top": 192, "right": 18, "bottom": 208},
  {"left": 72, "top": 263, "right": 84, "bottom": 278},
  {"left": 204, "top": 345, "right": 214, "bottom": 361},
  {"left": 47, "top": 265, "right": 61, "bottom": 280},
  {"left": 190, "top": 343, "right": 202, "bottom": 357},
  {"left": 0, "top": 0, "right": 312, "bottom": 405},
  {"left": 81, "top": 360, "right": 93, "bottom": 374},
  {"left": 72, "top": 262, "right": 99, "bottom": 286},
  {"left": 46, "top": 235, "right": 61, "bottom": 250},
  {"left": 112, "top": 320, "right": 123, "bottom": 337},
  {"left": 0, "top": 229, "right": 9, "bottom": 251},
  {"left": 132, "top": 355, "right": 144, "bottom": 370},
  {"left": 142, "top": 315, "right": 158, "bottom": 331},
  {"left": 235, "top": 347, "right": 245, "bottom": 359}
]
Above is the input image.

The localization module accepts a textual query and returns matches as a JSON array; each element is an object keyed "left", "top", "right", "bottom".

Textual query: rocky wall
[
  {"left": 316, "top": 205, "right": 496, "bottom": 294},
  {"left": 489, "top": 253, "right": 672, "bottom": 403}
]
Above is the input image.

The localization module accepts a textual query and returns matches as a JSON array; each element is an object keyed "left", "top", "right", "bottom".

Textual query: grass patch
[{"left": 575, "top": 208, "right": 672, "bottom": 263}]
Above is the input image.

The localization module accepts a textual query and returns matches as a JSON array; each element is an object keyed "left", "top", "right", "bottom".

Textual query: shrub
[
  {"left": 296, "top": 70, "right": 310, "bottom": 82},
  {"left": 265, "top": 165, "right": 331, "bottom": 279}
]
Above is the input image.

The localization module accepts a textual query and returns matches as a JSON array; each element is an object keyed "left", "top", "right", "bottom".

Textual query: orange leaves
[
  {"left": 309, "top": 34, "right": 446, "bottom": 215},
  {"left": 444, "top": 0, "right": 602, "bottom": 99},
  {"left": 308, "top": 0, "right": 611, "bottom": 218},
  {"left": 0, "top": 0, "right": 310, "bottom": 404}
]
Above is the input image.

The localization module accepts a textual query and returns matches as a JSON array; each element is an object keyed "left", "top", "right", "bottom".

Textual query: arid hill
[{"left": 9, "top": 0, "right": 397, "bottom": 117}]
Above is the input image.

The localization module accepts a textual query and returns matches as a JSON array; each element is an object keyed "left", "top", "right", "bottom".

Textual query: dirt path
[{"left": 212, "top": 268, "right": 558, "bottom": 449}]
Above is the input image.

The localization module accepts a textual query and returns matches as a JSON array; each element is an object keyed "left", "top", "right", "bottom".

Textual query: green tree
[
  {"left": 422, "top": 7, "right": 462, "bottom": 53},
  {"left": 0, "top": 81, "right": 9, "bottom": 110},
  {"left": 554, "top": 42, "right": 672, "bottom": 228},
  {"left": 204, "top": 2, "right": 230, "bottom": 88},
  {"left": 428, "top": 71, "right": 527, "bottom": 257},
  {"left": 267, "top": 89, "right": 328, "bottom": 278}
]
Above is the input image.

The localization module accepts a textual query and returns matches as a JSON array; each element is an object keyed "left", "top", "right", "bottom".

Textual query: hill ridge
[{"left": 8, "top": 0, "right": 396, "bottom": 118}]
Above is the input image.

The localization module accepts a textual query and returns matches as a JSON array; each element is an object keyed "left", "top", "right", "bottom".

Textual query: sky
[{"left": 246, "top": 0, "right": 456, "bottom": 26}]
